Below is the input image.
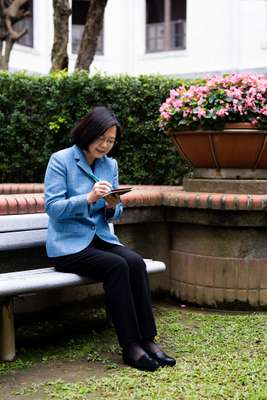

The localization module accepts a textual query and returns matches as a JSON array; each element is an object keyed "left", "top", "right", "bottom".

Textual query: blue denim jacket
[{"left": 44, "top": 144, "right": 123, "bottom": 257}]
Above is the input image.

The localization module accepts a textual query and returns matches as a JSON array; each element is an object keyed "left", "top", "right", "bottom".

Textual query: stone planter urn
[
  {"left": 166, "top": 123, "right": 267, "bottom": 193},
  {"left": 166, "top": 123, "right": 267, "bottom": 179}
]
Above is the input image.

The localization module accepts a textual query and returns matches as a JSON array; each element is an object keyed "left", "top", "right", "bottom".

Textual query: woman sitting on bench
[{"left": 44, "top": 106, "right": 176, "bottom": 372}]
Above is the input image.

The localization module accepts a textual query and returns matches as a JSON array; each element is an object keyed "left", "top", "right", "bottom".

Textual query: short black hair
[{"left": 71, "top": 106, "right": 121, "bottom": 157}]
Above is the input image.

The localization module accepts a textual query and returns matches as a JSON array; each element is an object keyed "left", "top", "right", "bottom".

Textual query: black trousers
[{"left": 49, "top": 235, "right": 157, "bottom": 347}]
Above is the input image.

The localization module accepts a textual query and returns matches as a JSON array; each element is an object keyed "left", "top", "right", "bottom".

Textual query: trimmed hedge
[{"left": 0, "top": 71, "right": 192, "bottom": 184}]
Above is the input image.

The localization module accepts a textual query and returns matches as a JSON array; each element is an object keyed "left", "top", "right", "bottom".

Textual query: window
[
  {"left": 146, "top": 0, "right": 186, "bottom": 53},
  {"left": 15, "top": 0, "right": 34, "bottom": 48},
  {"left": 72, "top": 0, "right": 104, "bottom": 55}
]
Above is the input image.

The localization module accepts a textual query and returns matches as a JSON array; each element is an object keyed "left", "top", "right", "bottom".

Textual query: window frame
[{"left": 146, "top": 0, "right": 186, "bottom": 54}]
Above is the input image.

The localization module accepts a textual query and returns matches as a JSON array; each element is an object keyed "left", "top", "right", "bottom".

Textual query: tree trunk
[
  {"left": 2, "top": 36, "right": 14, "bottom": 69},
  {"left": 0, "top": 0, "right": 30, "bottom": 70},
  {"left": 75, "top": 0, "right": 107, "bottom": 72},
  {"left": 50, "top": 0, "right": 71, "bottom": 72}
]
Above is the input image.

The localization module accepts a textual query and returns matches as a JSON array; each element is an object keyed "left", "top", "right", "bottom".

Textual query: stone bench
[{"left": 0, "top": 213, "right": 166, "bottom": 361}]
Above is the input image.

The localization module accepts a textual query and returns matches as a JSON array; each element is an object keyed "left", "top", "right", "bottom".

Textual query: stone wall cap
[{"left": 1, "top": 185, "right": 267, "bottom": 215}]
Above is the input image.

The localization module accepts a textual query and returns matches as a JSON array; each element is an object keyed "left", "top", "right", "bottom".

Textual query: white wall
[
  {"left": 238, "top": 0, "right": 267, "bottom": 69},
  {"left": 8, "top": 0, "right": 267, "bottom": 76}
]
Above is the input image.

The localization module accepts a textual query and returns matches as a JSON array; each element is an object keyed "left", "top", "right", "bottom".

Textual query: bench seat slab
[
  {"left": 0, "top": 259, "right": 166, "bottom": 361},
  {"left": 0, "top": 260, "right": 166, "bottom": 297}
]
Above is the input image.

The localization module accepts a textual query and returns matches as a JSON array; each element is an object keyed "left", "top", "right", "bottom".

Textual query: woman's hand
[
  {"left": 105, "top": 193, "right": 120, "bottom": 208},
  {"left": 87, "top": 181, "right": 112, "bottom": 203}
]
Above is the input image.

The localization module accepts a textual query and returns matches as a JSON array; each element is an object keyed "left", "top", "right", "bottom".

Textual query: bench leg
[{"left": 0, "top": 298, "right": 16, "bottom": 361}]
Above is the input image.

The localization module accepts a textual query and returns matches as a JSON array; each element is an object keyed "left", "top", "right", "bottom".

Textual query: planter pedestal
[
  {"left": 168, "top": 202, "right": 267, "bottom": 309},
  {"left": 183, "top": 178, "right": 267, "bottom": 194},
  {"left": 166, "top": 125, "right": 267, "bottom": 309},
  {"left": 192, "top": 168, "right": 267, "bottom": 180}
]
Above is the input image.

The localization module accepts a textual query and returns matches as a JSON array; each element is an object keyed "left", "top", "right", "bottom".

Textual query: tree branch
[
  {"left": 1, "top": 35, "right": 14, "bottom": 69},
  {"left": 5, "top": 15, "right": 27, "bottom": 40},
  {"left": 6, "top": 0, "right": 28, "bottom": 18},
  {"left": 0, "top": 0, "right": 30, "bottom": 69}
]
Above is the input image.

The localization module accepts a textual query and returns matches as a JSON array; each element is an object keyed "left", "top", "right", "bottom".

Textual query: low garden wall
[{"left": 0, "top": 184, "right": 267, "bottom": 311}]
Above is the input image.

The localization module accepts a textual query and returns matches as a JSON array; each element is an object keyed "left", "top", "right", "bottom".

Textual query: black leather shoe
[
  {"left": 146, "top": 350, "right": 176, "bottom": 367},
  {"left": 122, "top": 351, "right": 160, "bottom": 372}
]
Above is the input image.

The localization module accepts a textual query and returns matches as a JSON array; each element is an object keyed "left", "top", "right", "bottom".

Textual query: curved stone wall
[{"left": 0, "top": 184, "right": 267, "bottom": 309}]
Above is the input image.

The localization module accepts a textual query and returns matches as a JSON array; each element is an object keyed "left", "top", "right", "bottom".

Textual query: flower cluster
[{"left": 159, "top": 73, "right": 267, "bottom": 131}]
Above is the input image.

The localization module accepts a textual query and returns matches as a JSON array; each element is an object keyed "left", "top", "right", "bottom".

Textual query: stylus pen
[
  {"left": 89, "top": 172, "right": 112, "bottom": 192},
  {"left": 88, "top": 171, "right": 100, "bottom": 183}
]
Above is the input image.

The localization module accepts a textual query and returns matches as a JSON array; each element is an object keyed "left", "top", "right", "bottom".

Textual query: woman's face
[{"left": 87, "top": 125, "right": 117, "bottom": 161}]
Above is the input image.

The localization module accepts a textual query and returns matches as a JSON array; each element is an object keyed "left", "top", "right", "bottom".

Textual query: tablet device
[{"left": 103, "top": 187, "right": 133, "bottom": 197}]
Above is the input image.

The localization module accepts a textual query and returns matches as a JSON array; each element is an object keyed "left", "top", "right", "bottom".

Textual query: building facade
[{"left": 9, "top": 0, "right": 267, "bottom": 76}]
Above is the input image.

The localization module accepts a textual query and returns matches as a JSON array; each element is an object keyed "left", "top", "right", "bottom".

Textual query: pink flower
[
  {"left": 173, "top": 99, "right": 183, "bottom": 108},
  {"left": 197, "top": 108, "right": 206, "bottom": 118},
  {"left": 251, "top": 119, "right": 258, "bottom": 126},
  {"left": 159, "top": 72, "right": 267, "bottom": 131},
  {"left": 170, "top": 89, "right": 178, "bottom": 98},
  {"left": 161, "top": 111, "right": 171, "bottom": 120},
  {"left": 216, "top": 108, "right": 229, "bottom": 117},
  {"left": 159, "top": 103, "right": 167, "bottom": 113}
]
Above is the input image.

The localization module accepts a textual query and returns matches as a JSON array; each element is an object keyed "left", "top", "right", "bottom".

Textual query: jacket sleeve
[
  {"left": 105, "top": 159, "right": 123, "bottom": 222},
  {"left": 44, "top": 153, "right": 90, "bottom": 220}
]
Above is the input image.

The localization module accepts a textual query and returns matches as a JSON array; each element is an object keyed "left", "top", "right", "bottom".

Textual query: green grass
[{"left": 1, "top": 303, "right": 267, "bottom": 399}]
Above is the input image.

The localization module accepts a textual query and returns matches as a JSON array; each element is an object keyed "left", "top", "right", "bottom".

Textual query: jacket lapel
[
  {"left": 93, "top": 157, "right": 104, "bottom": 180},
  {"left": 73, "top": 145, "right": 98, "bottom": 182}
]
